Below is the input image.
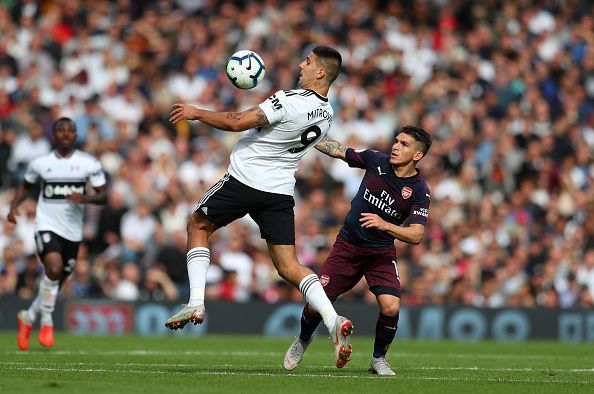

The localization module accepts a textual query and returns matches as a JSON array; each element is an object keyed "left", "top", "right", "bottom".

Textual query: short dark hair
[
  {"left": 399, "top": 125, "right": 432, "bottom": 156},
  {"left": 53, "top": 117, "right": 76, "bottom": 133},
  {"left": 312, "top": 45, "right": 342, "bottom": 84}
]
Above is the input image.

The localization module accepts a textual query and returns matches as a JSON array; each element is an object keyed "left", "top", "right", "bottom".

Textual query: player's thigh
[
  {"left": 319, "top": 239, "right": 364, "bottom": 299},
  {"left": 194, "top": 174, "right": 250, "bottom": 228},
  {"left": 60, "top": 238, "right": 80, "bottom": 278},
  {"left": 35, "top": 231, "right": 71, "bottom": 280},
  {"left": 365, "top": 252, "right": 402, "bottom": 298},
  {"left": 249, "top": 193, "right": 295, "bottom": 245},
  {"left": 35, "top": 231, "right": 63, "bottom": 263}
]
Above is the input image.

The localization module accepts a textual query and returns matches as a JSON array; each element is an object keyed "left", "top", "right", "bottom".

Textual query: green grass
[{"left": 1, "top": 333, "right": 593, "bottom": 393}]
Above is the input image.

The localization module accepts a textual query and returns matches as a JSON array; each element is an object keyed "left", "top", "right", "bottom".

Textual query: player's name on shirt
[{"left": 307, "top": 107, "right": 332, "bottom": 122}]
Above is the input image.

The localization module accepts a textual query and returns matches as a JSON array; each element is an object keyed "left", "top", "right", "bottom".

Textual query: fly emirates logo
[{"left": 363, "top": 189, "right": 403, "bottom": 220}]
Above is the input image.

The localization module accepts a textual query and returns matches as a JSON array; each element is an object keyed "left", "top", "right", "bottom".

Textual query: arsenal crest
[
  {"left": 401, "top": 186, "right": 412, "bottom": 199},
  {"left": 320, "top": 274, "right": 330, "bottom": 287}
]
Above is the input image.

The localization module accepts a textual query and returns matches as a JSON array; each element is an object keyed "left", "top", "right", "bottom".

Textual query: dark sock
[
  {"left": 299, "top": 303, "right": 322, "bottom": 342},
  {"left": 373, "top": 313, "right": 399, "bottom": 358}
]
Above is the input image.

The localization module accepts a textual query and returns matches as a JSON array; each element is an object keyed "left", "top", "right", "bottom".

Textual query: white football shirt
[
  {"left": 228, "top": 89, "right": 334, "bottom": 196},
  {"left": 24, "top": 150, "right": 107, "bottom": 242}
]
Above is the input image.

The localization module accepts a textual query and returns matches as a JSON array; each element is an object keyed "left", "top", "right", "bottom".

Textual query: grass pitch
[{"left": 1, "top": 332, "right": 593, "bottom": 393}]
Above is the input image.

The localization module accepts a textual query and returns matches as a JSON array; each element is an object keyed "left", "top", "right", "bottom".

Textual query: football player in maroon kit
[{"left": 284, "top": 126, "right": 431, "bottom": 376}]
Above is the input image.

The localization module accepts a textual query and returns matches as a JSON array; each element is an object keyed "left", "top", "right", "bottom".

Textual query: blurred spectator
[
  {"left": 218, "top": 233, "right": 254, "bottom": 302},
  {"left": 90, "top": 187, "right": 127, "bottom": 255},
  {"left": 62, "top": 258, "right": 102, "bottom": 298},
  {"left": 154, "top": 229, "right": 190, "bottom": 297},
  {"left": 7, "top": 122, "right": 50, "bottom": 185},
  {"left": 139, "top": 266, "right": 179, "bottom": 301},
  {"left": 16, "top": 254, "right": 41, "bottom": 299},
  {"left": 112, "top": 263, "right": 141, "bottom": 301},
  {"left": 0, "top": 247, "right": 20, "bottom": 296},
  {"left": 558, "top": 272, "right": 580, "bottom": 308},
  {"left": 120, "top": 198, "right": 158, "bottom": 264}
]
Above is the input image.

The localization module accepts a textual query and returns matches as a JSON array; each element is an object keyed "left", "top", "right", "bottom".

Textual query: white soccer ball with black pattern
[{"left": 225, "top": 50, "right": 265, "bottom": 89}]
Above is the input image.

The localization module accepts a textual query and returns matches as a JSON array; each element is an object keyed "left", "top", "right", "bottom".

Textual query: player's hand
[
  {"left": 66, "top": 193, "right": 86, "bottom": 203},
  {"left": 359, "top": 213, "right": 389, "bottom": 232},
  {"left": 169, "top": 103, "right": 198, "bottom": 124},
  {"left": 6, "top": 208, "right": 19, "bottom": 224}
]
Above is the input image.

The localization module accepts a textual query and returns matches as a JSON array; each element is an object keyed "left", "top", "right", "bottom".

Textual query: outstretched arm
[
  {"left": 315, "top": 137, "right": 347, "bottom": 161},
  {"left": 6, "top": 182, "right": 33, "bottom": 224},
  {"left": 169, "top": 104, "right": 269, "bottom": 132}
]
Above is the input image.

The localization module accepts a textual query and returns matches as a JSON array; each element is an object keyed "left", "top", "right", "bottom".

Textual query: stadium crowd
[{"left": 1, "top": 0, "right": 594, "bottom": 309}]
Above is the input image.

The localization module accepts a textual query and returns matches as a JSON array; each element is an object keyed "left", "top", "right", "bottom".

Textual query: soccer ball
[{"left": 225, "top": 50, "right": 265, "bottom": 89}]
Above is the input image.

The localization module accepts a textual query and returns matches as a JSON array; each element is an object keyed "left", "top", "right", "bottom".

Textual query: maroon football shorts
[{"left": 319, "top": 234, "right": 401, "bottom": 298}]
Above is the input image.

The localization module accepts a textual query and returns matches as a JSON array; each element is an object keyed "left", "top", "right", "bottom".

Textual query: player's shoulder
[
  {"left": 413, "top": 171, "right": 431, "bottom": 193},
  {"left": 362, "top": 149, "right": 389, "bottom": 163},
  {"left": 346, "top": 148, "right": 388, "bottom": 169},
  {"left": 73, "top": 150, "right": 102, "bottom": 166},
  {"left": 280, "top": 89, "right": 329, "bottom": 103},
  {"left": 73, "top": 149, "right": 98, "bottom": 160},
  {"left": 30, "top": 151, "right": 55, "bottom": 166}
]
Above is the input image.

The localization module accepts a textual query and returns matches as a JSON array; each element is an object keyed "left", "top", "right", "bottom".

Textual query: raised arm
[
  {"left": 169, "top": 104, "right": 269, "bottom": 132},
  {"left": 315, "top": 137, "right": 347, "bottom": 161}
]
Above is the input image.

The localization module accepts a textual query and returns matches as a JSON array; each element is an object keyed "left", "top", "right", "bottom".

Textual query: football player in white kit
[
  {"left": 7, "top": 117, "right": 107, "bottom": 350},
  {"left": 166, "top": 46, "right": 353, "bottom": 368}
]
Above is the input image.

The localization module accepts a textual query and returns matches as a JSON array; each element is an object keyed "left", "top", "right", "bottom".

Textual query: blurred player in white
[
  {"left": 7, "top": 117, "right": 107, "bottom": 350},
  {"left": 167, "top": 46, "right": 353, "bottom": 368}
]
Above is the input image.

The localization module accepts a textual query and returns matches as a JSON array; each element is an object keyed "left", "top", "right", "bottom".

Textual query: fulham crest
[{"left": 401, "top": 186, "right": 412, "bottom": 199}]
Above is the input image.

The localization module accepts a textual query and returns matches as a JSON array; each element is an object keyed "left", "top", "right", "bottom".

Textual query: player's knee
[
  {"left": 42, "top": 253, "right": 64, "bottom": 280},
  {"left": 379, "top": 301, "right": 400, "bottom": 317},
  {"left": 274, "top": 260, "right": 300, "bottom": 285},
  {"left": 187, "top": 212, "right": 214, "bottom": 235},
  {"left": 44, "top": 264, "right": 63, "bottom": 281},
  {"left": 275, "top": 263, "right": 291, "bottom": 281}
]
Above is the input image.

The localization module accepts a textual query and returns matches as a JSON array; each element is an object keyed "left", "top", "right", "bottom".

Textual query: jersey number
[{"left": 288, "top": 125, "right": 322, "bottom": 153}]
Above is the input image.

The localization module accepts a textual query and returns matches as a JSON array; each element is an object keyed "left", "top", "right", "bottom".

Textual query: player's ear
[
  {"left": 317, "top": 67, "right": 326, "bottom": 80},
  {"left": 413, "top": 150, "right": 424, "bottom": 161}
]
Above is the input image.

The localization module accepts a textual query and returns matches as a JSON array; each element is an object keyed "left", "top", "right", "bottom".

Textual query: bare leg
[
  {"left": 267, "top": 243, "right": 338, "bottom": 332},
  {"left": 38, "top": 252, "right": 62, "bottom": 326},
  {"left": 270, "top": 243, "right": 353, "bottom": 369},
  {"left": 185, "top": 212, "right": 217, "bottom": 306},
  {"left": 165, "top": 212, "right": 217, "bottom": 329}
]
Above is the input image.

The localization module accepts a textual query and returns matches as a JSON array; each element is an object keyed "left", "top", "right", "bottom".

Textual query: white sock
[
  {"left": 26, "top": 292, "right": 42, "bottom": 322},
  {"left": 39, "top": 275, "right": 59, "bottom": 327},
  {"left": 187, "top": 247, "right": 210, "bottom": 307},
  {"left": 299, "top": 274, "right": 338, "bottom": 332}
]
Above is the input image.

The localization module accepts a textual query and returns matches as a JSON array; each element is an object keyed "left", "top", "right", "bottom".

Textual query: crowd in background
[{"left": 1, "top": 0, "right": 594, "bottom": 309}]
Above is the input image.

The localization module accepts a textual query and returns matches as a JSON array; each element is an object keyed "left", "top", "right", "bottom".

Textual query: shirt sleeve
[
  {"left": 258, "top": 90, "right": 289, "bottom": 125},
  {"left": 89, "top": 159, "right": 107, "bottom": 188},
  {"left": 409, "top": 185, "right": 431, "bottom": 226},
  {"left": 23, "top": 159, "right": 40, "bottom": 184},
  {"left": 345, "top": 148, "right": 375, "bottom": 169}
]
